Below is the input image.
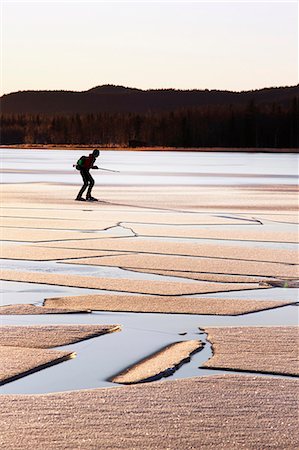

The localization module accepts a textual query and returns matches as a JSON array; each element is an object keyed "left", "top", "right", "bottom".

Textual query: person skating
[{"left": 75, "top": 149, "right": 100, "bottom": 201}]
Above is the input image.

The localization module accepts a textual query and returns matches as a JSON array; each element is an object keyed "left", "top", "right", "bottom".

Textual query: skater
[{"left": 75, "top": 149, "right": 100, "bottom": 201}]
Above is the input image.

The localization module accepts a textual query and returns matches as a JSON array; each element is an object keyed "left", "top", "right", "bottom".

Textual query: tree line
[{"left": 1, "top": 98, "right": 298, "bottom": 148}]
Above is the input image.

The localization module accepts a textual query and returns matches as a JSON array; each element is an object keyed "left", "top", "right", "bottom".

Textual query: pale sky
[{"left": 1, "top": 1, "right": 298, "bottom": 95}]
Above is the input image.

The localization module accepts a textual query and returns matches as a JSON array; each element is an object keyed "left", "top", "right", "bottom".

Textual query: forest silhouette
[{"left": 1, "top": 85, "right": 298, "bottom": 148}]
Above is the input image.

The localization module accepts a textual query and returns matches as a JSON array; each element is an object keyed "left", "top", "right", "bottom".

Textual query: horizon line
[{"left": 2, "top": 83, "right": 298, "bottom": 97}]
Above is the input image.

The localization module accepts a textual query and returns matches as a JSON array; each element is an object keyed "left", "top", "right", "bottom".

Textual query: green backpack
[{"left": 75, "top": 156, "right": 86, "bottom": 170}]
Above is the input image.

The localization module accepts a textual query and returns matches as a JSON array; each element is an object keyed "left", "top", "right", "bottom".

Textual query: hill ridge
[{"left": 1, "top": 84, "right": 298, "bottom": 115}]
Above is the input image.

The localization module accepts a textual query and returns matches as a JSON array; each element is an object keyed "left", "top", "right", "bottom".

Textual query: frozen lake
[
  {"left": 1, "top": 280, "right": 298, "bottom": 394},
  {"left": 1, "top": 149, "right": 298, "bottom": 185},
  {"left": 1, "top": 148, "right": 298, "bottom": 393}
]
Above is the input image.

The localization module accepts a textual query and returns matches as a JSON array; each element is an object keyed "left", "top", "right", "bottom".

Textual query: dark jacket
[{"left": 82, "top": 154, "right": 96, "bottom": 170}]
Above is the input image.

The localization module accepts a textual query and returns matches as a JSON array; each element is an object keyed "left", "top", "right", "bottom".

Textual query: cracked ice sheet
[
  {"left": 38, "top": 237, "right": 299, "bottom": 262},
  {"left": 0, "top": 304, "right": 91, "bottom": 315},
  {"left": 1, "top": 217, "right": 118, "bottom": 231},
  {"left": 0, "top": 270, "right": 211, "bottom": 295},
  {"left": 251, "top": 214, "right": 299, "bottom": 224},
  {"left": 44, "top": 294, "right": 294, "bottom": 316},
  {"left": 0, "top": 207, "right": 120, "bottom": 222},
  {"left": 80, "top": 185, "right": 298, "bottom": 211},
  {"left": 61, "top": 253, "right": 298, "bottom": 278},
  {"left": 120, "top": 223, "right": 298, "bottom": 243},
  {"left": 1, "top": 375, "right": 298, "bottom": 449},
  {"left": 0, "top": 325, "right": 121, "bottom": 348},
  {"left": 202, "top": 326, "right": 299, "bottom": 376},
  {"left": 106, "top": 214, "right": 259, "bottom": 225},
  {"left": 0, "top": 346, "right": 74, "bottom": 386},
  {"left": 0, "top": 244, "right": 123, "bottom": 261},
  {"left": 0, "top": 207, "right": 97, "bottom": 221},
  {"left": 0, "top": 227, "right": 128, "bottom": 242},
  {"left": 2, "top": 183, "right": 298, "bottom": 211},
  {"left": 125, "top": 268, "right": 268, "bottom": 284},
  {"left": 111, "top": 340, "right": 203, "bottom": 384},
  {"left": 0, "top": 207, "right": 262, "bottom": 226}
]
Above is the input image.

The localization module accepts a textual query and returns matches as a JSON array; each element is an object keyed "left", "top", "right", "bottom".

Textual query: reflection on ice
[{"left": 1, "top": 149, "right": 298, "bottom": 185}]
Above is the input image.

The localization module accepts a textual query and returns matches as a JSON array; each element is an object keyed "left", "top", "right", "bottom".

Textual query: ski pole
[
  {"left": 98, "top": 167, "right": 120, "bottom": 173},
  {"left": 73, "top": 165, "right": 119, "bottom": 173}
]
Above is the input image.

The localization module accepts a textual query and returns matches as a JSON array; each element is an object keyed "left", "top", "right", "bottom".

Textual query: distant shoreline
[{"left": 1, "top": 145, "right": 298, "bottom": 153}]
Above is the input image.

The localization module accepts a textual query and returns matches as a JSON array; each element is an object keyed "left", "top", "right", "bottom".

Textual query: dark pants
[{"left": 77, "top": 169, "right": 95, "bottom": 199}]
